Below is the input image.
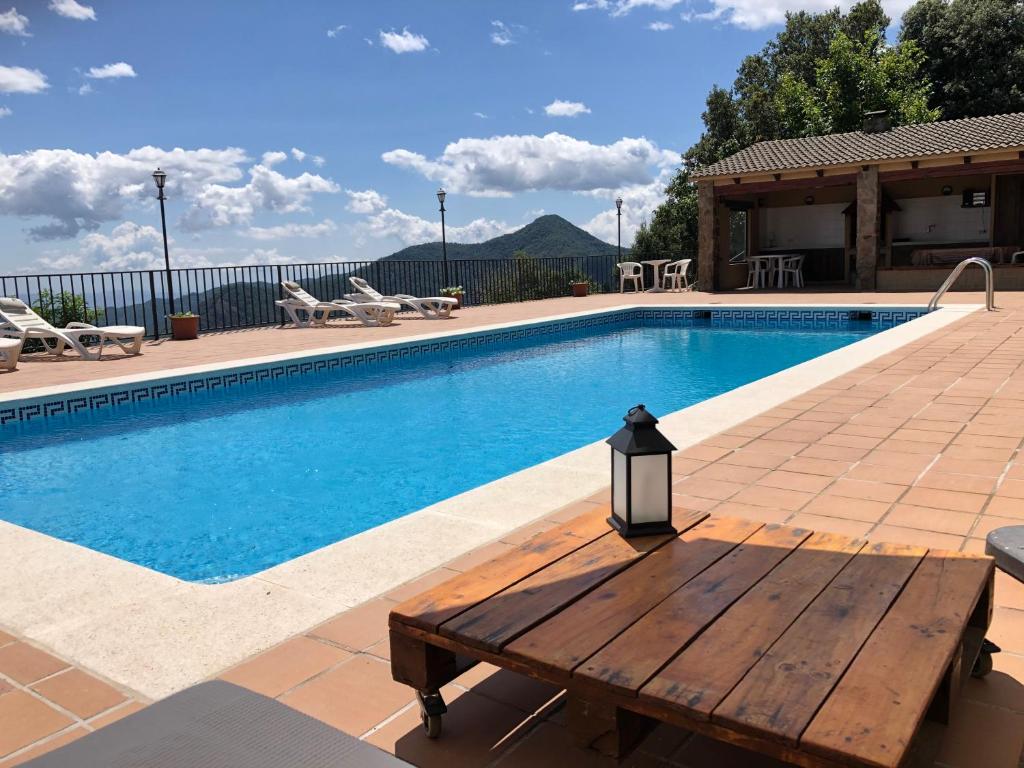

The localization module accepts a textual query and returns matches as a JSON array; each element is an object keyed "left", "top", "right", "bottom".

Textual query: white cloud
[
  {"left": 0, "top": 145, "right": 339, "bottom": 241},
  {"left": 610, "top": 0, "right": 683, "bottom": 14},
  {"left": 85, "top": 62, "right": 136, "bottom": 79},
  {"left": 678, "top": 0, "right": 910, "bottom": 29},
  {"left": 261, "top": 150, "right": 287, "bottom": 167},
  {"left": 32, "top": 223, "right": 345, "bottom": 272},
  {"left": 379, "top": 27, "right": 429, "bottom": 53},
  {"left": 345, "top": 189, "right": 388, "bottom": 214},
  {"left": 383, "top": 132, "right": 676, "bottom": 197},
  {"left": 648, "top": 20, "right": 674, "bottom": 30},
  {"left": 580, "top": 166, "right": 675, "bottom": 245},
  {"left": 358, "top": 207, "right": 512, "bottom": 247},
  {"left": 473, "top": 111, "right": 488, "bottom": 119},
  {"left": 572, "top": 0, "right": 610, "bottom": 10},
  {"left": 0, "top": 7, "right": 30, "bottom": 36},
  {"left": 311, "top": 155, "right": 326, "bottom": 166},
  {"left": 290, "top": 147, "right": 306, "bottom": 162},
  {"left": 490, "top": 20, "right": 514, "bottom": 46},
  {"left": 326, "top": 24, "right": 347, "bottom": 38},
  {"left": 244, "top": 219, "right": 337, "bottom": 240},
  {"left": 179, "top": 162, "right": 340, "bottom": 232},
  {"left": 38, "top": 221, "right": 166, "bottom": 271},
  {"left": 77, "top": 83, "right": 92, "bottom": 96},
  {"left": 364, "top": 37, "right": 374, "bottom": 46},
  {"left": 49, "top": 0, "right": 94, "bottom": 20},
  {"left": 0, "top": 106, "right": 11, "bottom": 118},
  {"left": 544, "top": 99, "right": 591, "bottom": 117},
  {"left": 0, "top": 66, "right": 48, "bottom": 94}
]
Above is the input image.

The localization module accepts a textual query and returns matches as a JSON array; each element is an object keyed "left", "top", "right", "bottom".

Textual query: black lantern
[{"left": 606, "top": 404, "right": 676, "bottom": 538}]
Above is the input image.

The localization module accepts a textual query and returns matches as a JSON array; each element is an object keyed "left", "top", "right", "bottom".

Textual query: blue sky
[{"left": 0, "top": 0, "right": 910, "bottom": 272}]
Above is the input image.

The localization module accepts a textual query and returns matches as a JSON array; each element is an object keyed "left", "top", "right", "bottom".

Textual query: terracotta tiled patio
[{"left": 2, "top": 290, "right": 1023, "bottom": 766}]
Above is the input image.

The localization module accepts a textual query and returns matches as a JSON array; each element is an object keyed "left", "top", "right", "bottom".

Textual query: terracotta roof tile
[{"left": 693, "top": 112, "right": 1024, "bottom": 178}]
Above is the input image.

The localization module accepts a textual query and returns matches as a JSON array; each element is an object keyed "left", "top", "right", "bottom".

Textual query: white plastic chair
[
  {"left": 663, "top": 259, "right": 693, "bottom": 292},
  {"left": 276, "top": 282, "right": 399, "bottom": 327},
  {"left": 617, "top": 262, "right": 644, "bottom": 293},
  {"left": 779, "top": 254, "right": 805, "bottom": 288},
  {"left": 345, "top": 277, "right": 457, "bottom": 320},
  {"left": 745, "top": 257, "right": 771, "bottom": 289},
  {"left": 0, "top": 325, "right": 24, "bottom": 371},
  {"left": 0, "top": 297, "right": 144, "bottom": 360}
]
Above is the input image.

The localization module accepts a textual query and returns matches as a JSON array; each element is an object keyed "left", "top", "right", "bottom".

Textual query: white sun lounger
[
  {"left": 0, "top": 325, "right": 24, "bottom": 371},
  {"left": 346, "top": 277, "right": 457, "bottom": 320},
  {"left": 0, "top": 297, "right": 144, "bottom": 360},
  {"left": 276, "top": 281, "right": 399, "bottom": 328}
]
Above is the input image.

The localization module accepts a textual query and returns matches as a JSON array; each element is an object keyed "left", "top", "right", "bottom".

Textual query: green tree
[
  {"left": 775, "top": 30, "right": 938, "bottom": 136},
  {"left": 482, "top": 251, "right": 598, "bottom": 303},
  {"left": 32, "top": 290, "right": 103, "bottom": 327},
  {"left": 645, "top": 0, "right": 937, "bottom": 284},
  {"left": 901, "top": 0, "right": 1024, "bottom": 119}
]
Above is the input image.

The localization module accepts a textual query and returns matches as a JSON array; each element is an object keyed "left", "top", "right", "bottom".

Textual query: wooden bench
[{"left": 389, "top": 505, "right": 994, "bottom": 767}]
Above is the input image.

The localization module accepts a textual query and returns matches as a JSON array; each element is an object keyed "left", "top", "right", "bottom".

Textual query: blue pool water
[{"left": 1, "top": 314, "right": 893, "bottom": 582}]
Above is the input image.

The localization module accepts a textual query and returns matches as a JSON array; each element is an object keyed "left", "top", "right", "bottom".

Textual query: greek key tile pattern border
[{"left": 0, "top": 307, "right": 925, "bottom": 426}]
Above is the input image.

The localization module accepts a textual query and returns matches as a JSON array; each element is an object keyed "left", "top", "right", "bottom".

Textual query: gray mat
[
  {"left": 23, "top": 680, "right": 410, "bottom": 768},
  {"left": 987, "top": 525, "right": 1024, "bottom": 584}
]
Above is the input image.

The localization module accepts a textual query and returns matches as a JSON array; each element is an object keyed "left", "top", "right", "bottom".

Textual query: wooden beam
[
  {"left": 880, "top": 158, "right": 1024, "bottom": 182},
  {"left": 714, "top": 173, "right": 857, "bottom": 197}
]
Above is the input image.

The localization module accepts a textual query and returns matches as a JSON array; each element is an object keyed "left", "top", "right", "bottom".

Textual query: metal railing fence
[{"left": 0, "top": 254, "right": 626, "bottom": 337}]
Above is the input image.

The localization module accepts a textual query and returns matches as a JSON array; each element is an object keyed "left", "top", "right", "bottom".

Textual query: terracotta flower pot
[
  {"left": 449, "top": 292, "right": 464, "bottom": 309},
  {"left": 571, "top": 282, "right": 590, "bottom": 297},
  {"left": 169, "top": 315, "right": 200, "bottom": 341}
]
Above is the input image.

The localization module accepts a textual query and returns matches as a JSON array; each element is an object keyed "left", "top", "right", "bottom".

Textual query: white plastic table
[
  {"left": 642, "top": 259, "right": 671, "bottom": 293},
  {"left": 751, "top": 254, "right": 800, "bottom": 289}
]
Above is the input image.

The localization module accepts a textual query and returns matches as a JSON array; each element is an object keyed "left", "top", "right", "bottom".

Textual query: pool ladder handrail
[{"left": 927, "top": 257, "right": 995, "bottom": 312}]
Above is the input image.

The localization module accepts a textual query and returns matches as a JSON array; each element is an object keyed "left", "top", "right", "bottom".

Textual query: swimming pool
[{"left": 0, "top": 307, "right": 924, "bottom": 582}]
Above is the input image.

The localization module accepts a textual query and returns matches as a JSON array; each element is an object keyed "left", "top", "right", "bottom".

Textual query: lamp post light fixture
[
  {"left": 606, "top": 404, "right": 677, "bottom": 538},
  {"left": 615, "top": 196, "right": 624, "bottom": 259},
  {"left": 152, "top": 168, "right": 174, "bottom": 315},
  {"left": 437, "top": 187, "right": 449, "bottom": 287}
]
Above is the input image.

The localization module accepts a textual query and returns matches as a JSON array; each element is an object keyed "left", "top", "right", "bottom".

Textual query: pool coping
[{"left": 0, "top": 302, "right": 980, "bottom": 699}]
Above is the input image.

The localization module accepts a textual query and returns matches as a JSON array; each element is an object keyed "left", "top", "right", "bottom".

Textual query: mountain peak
[{"left": 382, "top": 214, "right": 617, "bottom": 262}]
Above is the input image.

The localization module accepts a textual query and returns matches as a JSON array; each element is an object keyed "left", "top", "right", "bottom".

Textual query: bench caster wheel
[
  {"left": 972, "top": 639, "right": 1001, "bottom": 678},
  {"left": 416, "top": 689, "right": 447, "bottom": 739},
  {"left": 421, "top": 712, "right": 443, "bottom": 738}
]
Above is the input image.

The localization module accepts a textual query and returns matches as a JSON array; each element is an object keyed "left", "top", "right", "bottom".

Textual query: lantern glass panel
[
  {"left": 629, "top": 453, "right": 669, "bottom": 524},
  {"left": 612, "top": 450, "right": 628, "bottom": 519}
]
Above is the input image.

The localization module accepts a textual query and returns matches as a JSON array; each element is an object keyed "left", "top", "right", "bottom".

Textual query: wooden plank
[
  {"left": 712, "top": 542, "right": 926, "bottom": 747},
  {"left": 437, "top": 514, "right": 707, "bottom": 653},
  {"left": 574, "top": 523, "right": 812, "bottom": 697},
  {"left": 801, "top": 552, "right": 994, "bottom": 768},
  {"left": 389, "top": 506, "right": 615, "bottom": 633},
  {"left": 565, "top": 695, "right": 657, "bottom": 758},
  {"left": 640, "top": 531, "right": 865, "bottom": 721},
  {"left": 388, "top": 621, "right": 852, "bottom": 768},
  {"left": 504, "top": 517, "right": 765, "bottom": 677},
  {"left": 389, "top": 631, "right": 458, "bottom": 690}
]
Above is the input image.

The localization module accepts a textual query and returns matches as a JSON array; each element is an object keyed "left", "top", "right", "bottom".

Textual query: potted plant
[
  {"left": 168, "top": 311, "right": 200, "bottom": 340},
  {"left": 440, "top": 286, "right": 465, "bottom": 309},
  {"left": 571, "top": 280, "right": 590, "bottom": 298}
]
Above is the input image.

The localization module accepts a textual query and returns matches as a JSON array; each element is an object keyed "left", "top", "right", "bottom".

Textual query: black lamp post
[
  {"left": 606, "top": 404, "right": 676, "bottom": 538},
  {"left": 615, "top": 196, "right": 623, "bottom": 259},
  {"left": 152, "top": 168, "right": 174, "bottom": 315},
  {"left": 437, "top": 188, "right": 449, "bottom": 287}
]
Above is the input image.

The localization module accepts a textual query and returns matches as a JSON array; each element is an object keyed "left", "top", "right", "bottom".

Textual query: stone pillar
[
  {"left": 856, "top": 166, "right": 880, "bottom": 290},
  {"left": 697, "top": 180, "right": 717, "bottom": 291}
]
